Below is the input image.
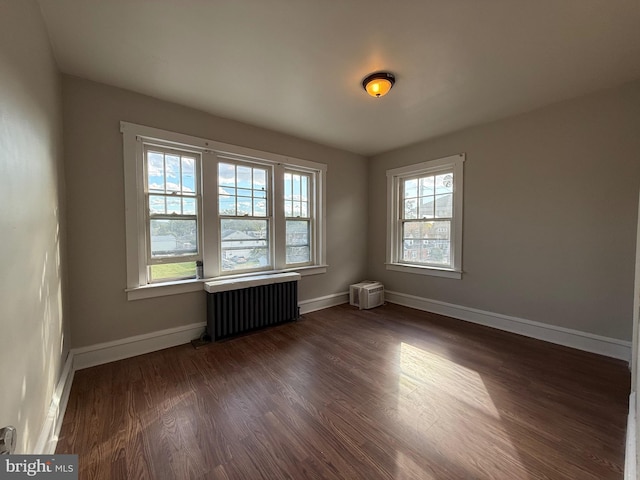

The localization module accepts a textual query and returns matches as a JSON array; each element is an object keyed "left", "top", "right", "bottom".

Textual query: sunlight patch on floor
[
  {"left": 397, "top": 342, "right": 531, "bottom": 479},
  {"left": 399, "top": 342, "right": 500, "bottom": 418},
  {"left": 393, "top": 451, "right": 439, "bottom": 479}
]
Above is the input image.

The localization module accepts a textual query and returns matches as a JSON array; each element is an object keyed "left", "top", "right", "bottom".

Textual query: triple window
[{"left": 123, "top": 122, "right": 326, "bottom": 291}]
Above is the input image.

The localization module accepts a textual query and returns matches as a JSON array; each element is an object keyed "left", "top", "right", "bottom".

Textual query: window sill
[
  {"left": 125, "top": 265, "right": 328, "bottom": 301},
  {"left": 385, "top": 263, "right": 462, "bottom": 279}
]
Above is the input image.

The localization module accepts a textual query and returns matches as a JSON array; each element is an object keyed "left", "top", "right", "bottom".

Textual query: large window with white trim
[
  {"left": 218, "top": 161, "right": 271, "bottom": 272},
  {"left": 122, "top": 122, "right": 327, "bottom": 299},
  {"left": 386, "top": 153, "right": 464, "bottom": 279},
  {"left": 145, "top": 145, "right": 201, "bottom": 282}
]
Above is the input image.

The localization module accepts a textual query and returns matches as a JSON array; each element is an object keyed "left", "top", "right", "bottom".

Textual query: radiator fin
[{"left": 207, "top": 280, "right": 298, "bottom": 341}]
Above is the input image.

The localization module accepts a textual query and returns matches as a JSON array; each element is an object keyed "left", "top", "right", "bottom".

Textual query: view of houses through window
[
  {"left": 285, "top": 171, "right": 312, "bottom": 264},
  {"left": 401, "top": 172, "right": 453, "bottom": 266},
  {"left": 145, "top": 146, "right": 199, "bottom": 282},
  {"left": 122, "top": 122, "right": 327, "bottom": 293},
  {"left": 386, "top": 153, "right": 464, "bottom": 278},
  {"left": 139, "top": 141, "right": 322, "bottom": 283},
  {"left": 219, "top": 161, "right": 270, "bottom": 272}
]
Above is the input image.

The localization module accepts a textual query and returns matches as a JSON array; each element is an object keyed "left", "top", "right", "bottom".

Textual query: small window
[
  {"left": 386, "top": 153, "right": 464, "bottom": 279},
  {"left": 284, "top": 170, "right": 313, "bottom": 266}
]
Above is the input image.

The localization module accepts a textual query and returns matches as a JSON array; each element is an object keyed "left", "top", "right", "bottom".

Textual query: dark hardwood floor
[{"left": 56, "top": 303, "right": 630, "bottom": 479}]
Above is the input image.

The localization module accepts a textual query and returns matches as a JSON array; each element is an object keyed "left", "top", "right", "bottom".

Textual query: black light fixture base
[{"left": 362, "top": 71, "right": 396, "bottom": 92}]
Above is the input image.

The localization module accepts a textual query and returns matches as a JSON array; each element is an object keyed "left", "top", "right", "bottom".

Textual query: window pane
[
  {"left": 218, "top": 163, "right": 235, "bottom": 187},
  {"left": 286, "top": 220, "right": 309, "bottom": 245},
  {"left": 220, "top": 219, "right": 269, "bottom": 271},
  {"left": 293, "top": 174, "right": 301, "bottom": 197},
  {"left": 284, "top": 173, "right": 292, "bottom": 199},
  {"left": 287, "top": 246, "right": 310, "bottom": 264},
  {"left": 419, "top": 197, "right": 434, "bottom": 219},
  {"left": 149, "top": 195, "right": 166, "bottom": 214},
  {"left": 429, "top": 220, "right": 450, "bottom": 240},
  {"left": 166, "top": 197, "right": 181, "bottom": 214},
  {"left": 237, "top": 199, "right": 252, "bottom": 216},
  {"left": 285, "top": 171, "right": 310, "bottom": 219},
  {"left": 253, "top": 169, "right": 266, "bottom": 189},
  {"left": 301, "top": 175, "right": 308, "bottom": 201},
  {"left": 401, "top": 220, "right": 451, "bottom": 267},
  {"left": 286, "top": 220, "right": 310, "bottom": 264},
  {"left": 147, "top": 151, "right": 165, "bottom": 192},
  {"left": 149, "top": 261, "right": 196, "bottom": 282},
  {"left": 424, "top": 240, "right": 450, "bottom": 265},
  {"left": 435, "top": 173, "right": 453, "bottom": 194},
  {"left": 435, "top": 194, "right": 452, "bottom": 218},
  {"left": 402, "top": 239, "right": 450, "bottom": 266},
  {"left": 403, "top": 198, "right": 417, "bottom": 219},
  {"left": 219, "top": 185, "right": 236, "bottom": 196},
  {"left": 253, "top": 198, "right": 267, "bottom": 216},
  {"left": 182, "top": 157, "right": 195, "bottom": 194},
  {"left": 219, "top": 163, "right": 269, "bottom": 218},
  {"left": 182, "top": 197, "right": 196, "bottom": 215},
  {"left": 420, "top": 176, "right": 434, "bottom": 196},
  {"left": 237, "top": 188, "right": 252, "bottom": 198},
  {"left": 219, "top": 195, "right": 235, "bottom": 215},
  {"left": 237, "top": 165, "right": 252, "bottom": 188},
  {"left": 404, "top": 178, "right": 417, "bottom": 198},
  {"left": 165, "top": 155, "right": 181, "bottom": 193},
  {"left": 150, "top": 219, "right": 197, "bottom": 258}
]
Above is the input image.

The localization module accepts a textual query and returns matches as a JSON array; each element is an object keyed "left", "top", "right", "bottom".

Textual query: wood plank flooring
[{"left": 56, "top": 303, "right": 630, "bottom": 479}]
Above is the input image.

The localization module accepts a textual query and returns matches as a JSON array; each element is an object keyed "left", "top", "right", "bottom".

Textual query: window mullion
[
  {"left": 202, "top": 151, "right": 219, "bottom": 277},
  {"left": 274, "top": 164, "right": 286, "bottom": 269}
]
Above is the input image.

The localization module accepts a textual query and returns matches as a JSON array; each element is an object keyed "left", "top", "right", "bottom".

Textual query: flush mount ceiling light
[{"left": 362, "top": 72, "right": 395, "bottom": 98}]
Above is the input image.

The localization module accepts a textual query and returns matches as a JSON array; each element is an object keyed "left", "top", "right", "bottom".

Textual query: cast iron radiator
[{"left": 204, "top": 272, "right": 301, "bottom": 341}]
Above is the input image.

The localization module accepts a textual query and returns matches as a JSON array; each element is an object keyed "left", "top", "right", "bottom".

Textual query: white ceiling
[{"left": 38, "top": 0, "right": 640, "bottom": 156}]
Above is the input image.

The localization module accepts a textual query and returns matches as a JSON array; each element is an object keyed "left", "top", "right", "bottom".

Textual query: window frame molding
[
  {"left": 143, "top": 143, "right": 202, "bottom": 281},
  {"left": 122, "top": 121, "right": 327, "bottom": 300},
  {"left": 283, "top": 167, "right": 315, "bottom": 268},
  {"left": 386, "top": 153, "right": 465, "bottom": 279}
]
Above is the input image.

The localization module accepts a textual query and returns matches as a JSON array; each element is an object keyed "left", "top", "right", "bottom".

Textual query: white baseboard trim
[
  {"left": 72, "top": 322, "right": 206, "bottom": 370},
  {"left": 386, "top": 291, "right": 632, "bottom": 361},
  {"left": 34, "top": 350, "right": 75, "bottom": 454},
  {"left": 299, "top": 292, "right": 349, "bottom": 315},
  {"left": 626, "top": 392, "right": 637, "bottom": 480},
  {"left": 72, "top": 291, "right": 351, "bottom": 371}
]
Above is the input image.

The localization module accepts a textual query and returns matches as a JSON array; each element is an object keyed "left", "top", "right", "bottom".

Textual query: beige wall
[
  {"left": 0, "top": 1, "right": 68, "bottom": 453},
  {"left": 62, "top": 76, "right": 368, "bottom": 348},
  {"left": 369, "top": 80, "right": 640, "bottom": 341}
]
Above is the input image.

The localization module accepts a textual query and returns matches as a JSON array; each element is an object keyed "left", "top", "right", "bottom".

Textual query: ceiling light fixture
[{"left": 362, "top": 72, "right": 395, "bottom": 98}]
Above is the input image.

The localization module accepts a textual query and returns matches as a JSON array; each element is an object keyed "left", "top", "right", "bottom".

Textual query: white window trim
[
  {"left": 122, "top": 121, "right": 327, "bottom": 300},
  {"left": 386, "top": 153, "right": 465, "bottom": 279},
  {"left": 283, "top": 168, "right": 315, "bottom": 268},
  {"left": 143, "top": 144, "right": 203, "bottom": 281}
]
